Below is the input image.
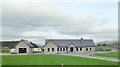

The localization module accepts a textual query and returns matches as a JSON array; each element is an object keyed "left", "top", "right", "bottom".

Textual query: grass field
[
  {"left": 94, "top": 52, "right": 120, "bottom": 58},
  {"left": 0, "top": 56, "right": 1, "bottom": 66},
  {"left": 95, "top": 46, "right": 112, "bottom": 51},
  {"left": 2, "top": 55, "right": 118, "bottom": 65}
]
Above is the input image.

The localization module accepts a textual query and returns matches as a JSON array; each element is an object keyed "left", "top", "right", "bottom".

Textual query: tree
[
  {"left": 97, "top": 44, "right": 101, "bottom": 46},
  {"left": 103, "top": 44, "right": 106, "bottom": 46}
]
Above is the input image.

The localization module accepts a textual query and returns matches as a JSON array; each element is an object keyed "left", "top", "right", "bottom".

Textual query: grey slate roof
[
  {"left": 21, "top": 39, "right": 36, "bottom": 48},
  {"left": 45, "top": 38, "right": 95, "bottom": 47},
  {"left": 0, "top": 39, "right": 38, "bottom": 49}
]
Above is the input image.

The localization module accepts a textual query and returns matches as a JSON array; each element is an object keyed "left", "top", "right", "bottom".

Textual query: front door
[{"left": 70, "top": 47, "right": 73, "bottom": 52}]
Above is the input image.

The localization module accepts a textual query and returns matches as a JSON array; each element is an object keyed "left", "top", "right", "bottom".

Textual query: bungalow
[
  {"left": 1, "top": 39, "right": 38, "bottom": 54},
  {"left": 43, "top": 38, "right": 95, "bottom": 54}
]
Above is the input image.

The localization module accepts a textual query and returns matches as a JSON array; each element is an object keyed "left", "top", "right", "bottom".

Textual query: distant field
[
  {"left": 2, "top": 55, "right": 118, "bottom": 65},
  {"left": 95, "top": 46, "right": 112, "bottom": 51},
  {"left": 94, "top": 52, "right": 120, "bottom": 58}
]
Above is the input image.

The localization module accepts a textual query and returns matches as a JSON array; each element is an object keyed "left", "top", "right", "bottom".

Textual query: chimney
[{"left": 81, "top": 38, "right": 83, "bottom": 40}]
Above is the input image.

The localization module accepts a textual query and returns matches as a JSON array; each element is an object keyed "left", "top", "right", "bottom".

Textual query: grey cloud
[
  {"left": 90, "top": 32, "right": 118, "bottom": 42},
  {"left": 2, "top": 2, "right": 118, "bottom": 45}
]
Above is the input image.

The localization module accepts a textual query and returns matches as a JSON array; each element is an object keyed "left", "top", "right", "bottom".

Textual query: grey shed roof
[
  {"left": 20, "top": 39, "right": 38, "bottom": 48},
  {"left": 45, "top": 38, "right": 95, "bottom": 47},
  {"left": 0, "top": 39, "right": 38, "bottom": 49}
]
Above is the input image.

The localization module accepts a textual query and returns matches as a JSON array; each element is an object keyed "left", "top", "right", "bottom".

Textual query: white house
[
  {"left": 43, "top": 38, "right": 95, "bottom": 54},
  {"left": 15, "top": 39, "right": 38, "bottom": 54}
]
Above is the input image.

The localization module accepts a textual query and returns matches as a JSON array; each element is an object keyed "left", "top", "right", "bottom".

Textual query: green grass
[
  {"left": 2, "top": 55, "right": 118, "bottom": 65},
  {"left": 95, "top": 46, "right": 112, "bottom": 51},
  {"left": 94, "top": 52, "right": 120, "bottom": 58},
  {"left": 0, "top": 55, "right": 1, "bottom": 66}
]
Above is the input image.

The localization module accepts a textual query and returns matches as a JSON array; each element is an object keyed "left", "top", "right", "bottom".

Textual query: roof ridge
[
  {"left": 45, "top": 38, "right": 95, "bottom": 47},
  {"left": 46, "top": 39, "right": 93, "bottom": 40}
]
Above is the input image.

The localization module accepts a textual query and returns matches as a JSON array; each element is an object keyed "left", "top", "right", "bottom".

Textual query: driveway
[{"left": 60, "top": 51, "right": 120, "bottom": 62}]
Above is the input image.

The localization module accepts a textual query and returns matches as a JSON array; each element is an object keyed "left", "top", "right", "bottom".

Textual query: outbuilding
[
  {"left": 15, "top": 39, "right": 37, "bottom": 54},
  {"left": 1, "top": 39, "right": 38, "bottom": 54}
]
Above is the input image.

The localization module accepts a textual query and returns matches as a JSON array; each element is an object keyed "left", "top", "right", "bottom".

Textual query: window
[
  {"left": 80, "top": 48, "right": 82, "bottom": 51},
  {"left": 90, "top": 48, "right": 92, "bottom": 51},
  {"left": 60, "top": 48, "right": 62, "bottom": 51},
  {"left": 86, "top": 48, "right": 88, "bottom": 51},
  {"left": 57, "top": 48, "right": 59, "bottom": 51},
  {"left": 63, "top": 48, "right": 65, "bottom": 51},
  {"left": 76, "top": 48, "right": 78, "bottom": 51},
  {"left": 52, "top": 48, "right": 54, "bottom": 51},
  {"left": 48, "top": 48, "right": 50, "bottom": 52}
]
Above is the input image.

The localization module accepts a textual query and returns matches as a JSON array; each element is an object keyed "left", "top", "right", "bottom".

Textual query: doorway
[
  {"left": 70, "top": 47, "right": 74, "bottom": 52},
  {"left": 19, "top": 48, "right": 27, "bottom": 53}
]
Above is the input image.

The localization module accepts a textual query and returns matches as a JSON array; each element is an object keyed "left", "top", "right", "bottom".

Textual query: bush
[
  {"left": 103, "top": 44, "right": 107, "bottom": 46},
  {"left": 95, "top": 46, "right": 112, "bottom": 51},
  {"left": 2, "top": 47, "right": 10, "bottom": 53}
]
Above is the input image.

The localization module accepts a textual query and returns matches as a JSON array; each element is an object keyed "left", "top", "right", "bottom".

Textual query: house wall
[
  {"left": 57, "top": 47, "right": 68, "bottom": 54},
  {"left": 15, "top": 41, "right": 32, "bottom": 54},
  {"left": 74, "top": 47, "right": 95, "bottom": 53},
  {"left": 90, "top": 47, "right": 95, "bottom": 52},
  {"left": 73, "top": 47, "right": 85, "bottom": 53},
  {"left": 68, "top": 44, "right": 95, "bottom": 54},
  {"left": 32, "top": 48, "right": 41, "bottom": 52},
  {"left": 68, "top": 44, "right": 75, "bottom": 54},
  {"left": 44, "top": 41, "right": 57, "bottom": 54},
  {"left": 44, "top": 41, "right": 95, "bottom": 54}
]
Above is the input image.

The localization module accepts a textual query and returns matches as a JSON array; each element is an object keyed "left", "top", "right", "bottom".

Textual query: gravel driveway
[{"left": 60, "top": 51, "right": 120, "bottom": 62}]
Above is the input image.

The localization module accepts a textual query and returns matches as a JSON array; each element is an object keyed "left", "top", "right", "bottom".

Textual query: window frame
[
  {"left": 76, "top": 47, "right": 78, "bottom": 51},
  {"left": 80, "top": 47, "right": 82, "bottom": 51},
  {"left": 63, "top": 48, "right": 65, "bottom": 51},
  {"left": 60, "top": 48, "right": 62, "bottom": 51},
  {"left": 48, "top": 48, "right": 50, "bottom": 52},
  {"left": 57, "top": 48, "right": 59, "bottom": 51},
  {"left": 90, "top": 47, "right": 92, "bottom": 51},
  {"left": 86, "top": 48, "right": 88, "bottom": 51},
  {"left": 52, "top": 48, "right": 54, "bottom": 51},
  {"left": 66, "top": 47, "right": 68, "bottom": 51}
]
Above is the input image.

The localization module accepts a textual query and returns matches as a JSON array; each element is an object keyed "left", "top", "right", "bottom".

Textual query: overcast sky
[{"left": 1, "top": 0, "right": 118, "bottom": 45}]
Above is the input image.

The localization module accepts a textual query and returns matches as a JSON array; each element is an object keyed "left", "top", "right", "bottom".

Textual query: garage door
[{"left": 19, "top": 48, "right": 27, "bottom": 53}]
